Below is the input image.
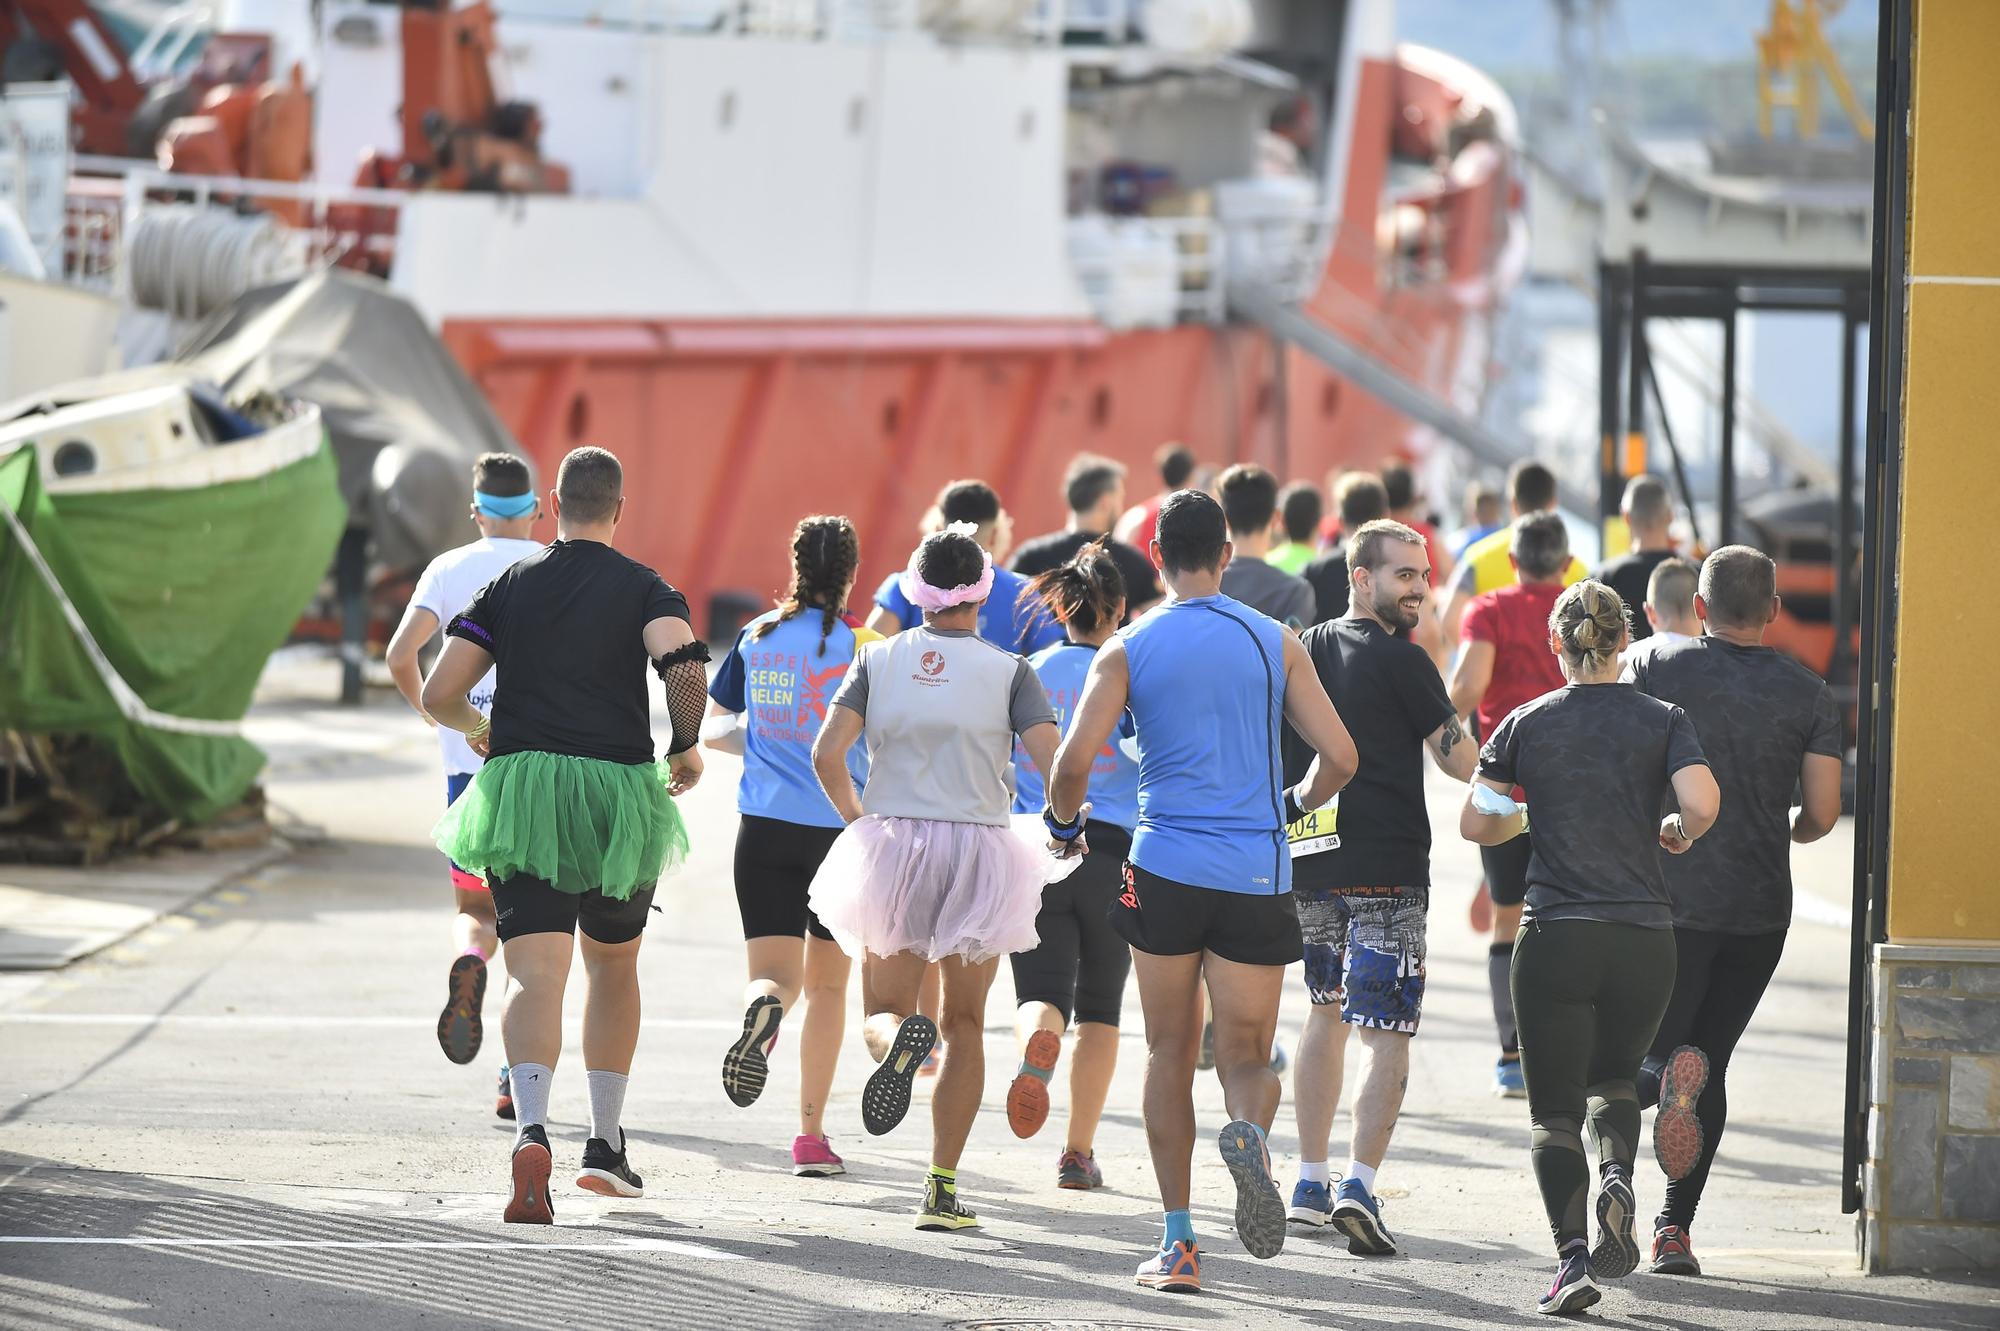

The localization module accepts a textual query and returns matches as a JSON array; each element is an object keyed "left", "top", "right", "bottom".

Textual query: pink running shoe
[{"left": 792, "top": 1134, "right": 846, "bottom": 1178}]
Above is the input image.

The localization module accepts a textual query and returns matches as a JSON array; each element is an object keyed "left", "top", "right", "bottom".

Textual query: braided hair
[
  {"left": 1027, "top": 537, "right": 1127, "bottom": 638},
  {"left": 752, "top": 515, "right": 861, "bottom": 658},
  {"left": 1549, "top": 578, "right": 1630, "bottom": 678}
]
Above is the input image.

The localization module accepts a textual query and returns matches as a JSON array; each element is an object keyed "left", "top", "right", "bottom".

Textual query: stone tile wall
[{"left": 1865, "top": 943, "right": 2000, "bottom": 1271}]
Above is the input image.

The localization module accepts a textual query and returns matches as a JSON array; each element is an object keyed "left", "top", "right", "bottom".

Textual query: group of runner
[{"left": 392, "top": 444, "right": 1842, "bottom": 1315}]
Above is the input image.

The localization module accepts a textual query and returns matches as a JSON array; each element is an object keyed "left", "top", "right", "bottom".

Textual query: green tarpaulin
[{"left": 0, "top": 436, "right": 344, "bottom": 822}]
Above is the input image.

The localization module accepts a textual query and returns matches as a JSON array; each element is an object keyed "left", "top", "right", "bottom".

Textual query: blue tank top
[
  {"left": 708, "top": 609, "right": 870, "bottom": 828},
  {"left": 1121, "top": 594, "right": 1289, "bottom": 894},
  {"left": 1011, "top": 640, "right": 1140, "bottom": 830}
]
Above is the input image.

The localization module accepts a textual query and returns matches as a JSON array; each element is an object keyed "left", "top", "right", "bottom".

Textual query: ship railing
[
  {"left": 520, "top": 0, "right": 1075, "bottom": 45},
  {"left": 65, "top": 160, "right": 408, "bottom": 318}
]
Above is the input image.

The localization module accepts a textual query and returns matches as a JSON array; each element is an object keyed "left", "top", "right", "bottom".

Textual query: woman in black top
[{"left": 1459, "top": 580, "right": 1719, "bottom": 1317}]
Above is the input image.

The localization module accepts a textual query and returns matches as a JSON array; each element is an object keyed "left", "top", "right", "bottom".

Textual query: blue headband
[{"left": 474, "top": 490, "right": 536, "bottom": 519}]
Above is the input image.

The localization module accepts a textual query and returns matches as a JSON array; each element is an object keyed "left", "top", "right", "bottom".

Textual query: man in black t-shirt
[
  {"left": 1279, "top": 519, "right": 1475, "bottom": 1255},
  {"left": 1008, "top": 454, "right": 1162, "bottom": 619},
  {"left": 1626, "top": 545, "right": 1842, "bottom": 1276},
  {"left": 1595, "top": 475, "right": 1677, "bottom": 641},
  {"left": 423, "top": 446, "right": 711, "bottom": 1225}
]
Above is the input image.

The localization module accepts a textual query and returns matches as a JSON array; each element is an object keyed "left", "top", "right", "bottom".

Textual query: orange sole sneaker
[
  {"left": 1006, "top": 1029, "right": 1062, "bottom": 1139},
  {"left": 1654, "top": 1045, "right": 1710, "bottom": 1181},
  {"left": 503, "top": 1140, "right": 554, "bottom": 1224}
]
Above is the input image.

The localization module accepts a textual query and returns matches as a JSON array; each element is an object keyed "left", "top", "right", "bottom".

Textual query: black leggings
[
  {"left": 1009, "top": 822, "right": 1132, "bottom": 1028},
  {"left": 1637, "top": 927, "right": 1787, "bottom": 1230},
  {"left": 1511, "top": 919, "right": 1676, "bottom": 1251}
]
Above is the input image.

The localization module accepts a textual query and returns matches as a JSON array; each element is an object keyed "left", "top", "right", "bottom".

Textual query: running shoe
[
  {"left": 914, "top": 1174, "right": 979, "bottom": 1231},
  {"left": 792, "top": 1134, "right": 846, "bottom": 1178},
  {"left": 576, "top": 1129, "right": 644, "bottom": 1199},
  {"left": 1331, "top": 1177, "right": 1397, "bottom": 1256},
  {"left": 1006, "top": 1029, "right": 1061, "bottom": 1139},
  {"left": 437, "top": 952, "right": 487, "bottom": 1065},
  {"left": 1135, "top": 1240, "right": 1202, "bottom": 1293},
  {"left": 861, "top": 1014, "right": 937, "bottom": 1136},
  {"left": 1196, "top": 1021, "right": 1216, "bottom": 1071},
  {"left": 1649, "top": 1223, "right": 1702, "bottom": 1276},
  {"left": 1493, "top": 1057, "right": 1527, "bottom": 1098},
  {"left": 1056, "top": 1148, "right": 1102, "bottom": 1190},
  {"left": 1654, "top": 1045, "right": 1710, "bottom": 1182},
  {"left": 1287, "top": 1178, "right": 1333, "bottom": 1227},
  {"left": 494, "top": 1065, "right": 515, "bottom": 1121},
  {"left": 722, "top": 995, "right": 783, "bottom": 1108},
  {"left": 1590, "top": 1167, "right": 1640, "bottom": 1279},
  {"left": 1268, "top": 1037, "right": 1290, "bottom": 1077},
  {"left": 917, "top": 1047, "right": 942, "bottom": 1078},
  {"left": 503, "top": 1124, "right": 554, "bottom": 1225},
  {"left": 1537, "top": 1247, "right": 1600, "bottom": 1316},
  {"left": 1217, "top": 1120, "right": 1286, "bottom": 1259},
  {"left": 1469, "top": 878, "right": 1493, "bottom": 934}
]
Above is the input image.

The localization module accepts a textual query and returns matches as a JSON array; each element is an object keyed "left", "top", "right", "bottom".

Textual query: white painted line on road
[{"left": 0, "top": 1237, "right": 744, "bottom": 1258}]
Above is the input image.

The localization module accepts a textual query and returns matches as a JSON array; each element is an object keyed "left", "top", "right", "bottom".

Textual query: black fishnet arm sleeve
[{"left": 654, "top": 641, "right": 712, "bottom": 756}]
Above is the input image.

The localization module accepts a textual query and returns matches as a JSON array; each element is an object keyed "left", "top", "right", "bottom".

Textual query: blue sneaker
[
  {"left": 1494, "top": 1057, "right": 1527, "bottom": 1098},
  {"left": 1287, "top": 1178, "right": 1333, "bottom": 1227},
  {"left": 1331, "top": 1178, "right": 1397, "bottom": 1255}
]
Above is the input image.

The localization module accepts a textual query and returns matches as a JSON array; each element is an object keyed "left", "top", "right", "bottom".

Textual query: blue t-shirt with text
[
  {"left": 709, "top": 609, "right": 870, "bottom": 829},
  {"left": 1011, "top": 640, "right": 1140, "bottom": 830}
]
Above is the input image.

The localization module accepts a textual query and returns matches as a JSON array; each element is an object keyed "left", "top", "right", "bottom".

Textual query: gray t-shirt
[
  {"left": 1627, "top": 636, "right": 1842, "bottom": 934},
  {"left": 1220, "top": 556, "right": 1315, "bottom": 631},
  {"left": 831, "top": 625, "right": 1055, "bottom": 826},
  {"left": 1478, "top": 684, "right": 1708, "bottom": 929}
]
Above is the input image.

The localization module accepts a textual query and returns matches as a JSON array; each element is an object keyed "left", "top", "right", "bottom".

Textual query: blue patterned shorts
[{"left": 1297, "top": 890, "right": 1427, "bottom": 1034}]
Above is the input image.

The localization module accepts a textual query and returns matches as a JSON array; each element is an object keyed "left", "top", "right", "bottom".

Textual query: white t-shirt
[
  {"left": 411, "top": 537, "right": 544, "bottom": 774},
  {"left": 1619, "top": 628, "right": 1696, "bottom": 676}
]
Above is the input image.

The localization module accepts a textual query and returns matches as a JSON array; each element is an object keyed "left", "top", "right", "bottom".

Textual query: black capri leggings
[
  {"left": 1009, "top": 822, "right": 1133, "bottom": 1028},
  {"left": 1512, "top": 918, "right": 1676, "bottom": 1252}
]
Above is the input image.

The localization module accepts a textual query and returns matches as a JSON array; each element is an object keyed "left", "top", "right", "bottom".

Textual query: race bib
[{"left": 1286, "top": 800, "right": 1340, "bottom": 859}]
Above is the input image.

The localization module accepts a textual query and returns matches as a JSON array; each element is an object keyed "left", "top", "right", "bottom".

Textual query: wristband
[
  {"left": 1041, "top": 803, "right": 1083, "bottom": 842},
  {"left": 1282, "top": 784, "right": 1306, "bottom": 826}
]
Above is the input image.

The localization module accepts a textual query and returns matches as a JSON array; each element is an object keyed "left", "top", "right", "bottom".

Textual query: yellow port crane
[{"left": 1757, "top": 0, "right": 1873, "bottom": 141}]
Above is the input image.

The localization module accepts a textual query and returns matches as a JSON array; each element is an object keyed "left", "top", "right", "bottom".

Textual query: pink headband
[{"left": 898, "top": 522, "right": 994, "bottom": 613}]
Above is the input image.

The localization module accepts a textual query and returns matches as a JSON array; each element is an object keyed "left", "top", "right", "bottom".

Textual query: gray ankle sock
[
  {"left": 510, "top": 1062, "right": 553, "bottom": 1142},
  {"left": 586, "top": 1069, "right": 628, "bottom": 1143}
]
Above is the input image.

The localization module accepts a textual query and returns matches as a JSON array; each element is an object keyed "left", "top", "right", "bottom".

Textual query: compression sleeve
[{"left": 654, "top": 641, "right": 712, "bottom": 756}]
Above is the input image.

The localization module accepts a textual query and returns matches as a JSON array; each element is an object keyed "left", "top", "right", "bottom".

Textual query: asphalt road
[{"left": 2, "top": 662, "right": 1996, "bottom": 1330}]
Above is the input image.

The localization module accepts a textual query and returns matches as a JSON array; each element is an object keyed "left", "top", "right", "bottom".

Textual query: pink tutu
[{"left": 808, "top": 815, "right": 1059, "bottom": 964}]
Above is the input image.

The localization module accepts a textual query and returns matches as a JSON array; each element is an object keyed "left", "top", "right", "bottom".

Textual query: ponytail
[
  {"left": 1549, "top": 579, "right": 1629, "bottom": 676},
  {"left": 1028, "top": 538, "right": 1127, "bottom": 638}
]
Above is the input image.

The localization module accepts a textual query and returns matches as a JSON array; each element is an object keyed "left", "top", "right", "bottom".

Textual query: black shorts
[
  {"left": 734, "top": 813, "right": 839, "bottom": 942},
  {"left": 1481, "top": 832, "right": 1533, "bottom": 908},
  {"left": 491, "top": 872, "right": 656, "bottom": 945},
  {"left": 1110, "top": 861, "right": 1304, "bottom": 967},
  {"left": 1010, "top": 823, "right": 1133, "bottom": 1027}
]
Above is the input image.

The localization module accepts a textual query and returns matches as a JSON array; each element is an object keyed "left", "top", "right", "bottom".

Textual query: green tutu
[{"left": 434, "top": 751, "right": 688, "bottom": 899}]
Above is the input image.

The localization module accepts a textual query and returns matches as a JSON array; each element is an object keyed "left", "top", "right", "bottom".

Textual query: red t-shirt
[{"left": 1461, "top": 581, "right": 1567, "bottom": 739}]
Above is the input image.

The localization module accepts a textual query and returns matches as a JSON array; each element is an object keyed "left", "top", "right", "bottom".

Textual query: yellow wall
[{"left": 1888, "top": 0, "right": 2000, "bottom": 940}]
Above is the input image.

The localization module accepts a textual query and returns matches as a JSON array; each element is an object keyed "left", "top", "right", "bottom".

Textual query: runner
[
  {"left": 1627, "top": 546, "right": 1842, "bottom": 1276},
  {"left": 1617, "top": 557, "right": 1700, "bottom": 673},
  {"left": 1008, "top": 454, "right": 1161, "bottom": 619},
  {"left": 1460, "top": 579, "right": 1719, "bottom": 1316},
  {"left": 705, "top": 515, "right": 875, "bottom": 1178},
  {"left": 1449, "top": 512, "right": 1572, "bottom": 1097},
  {"left": 1004, "top": 541, "right": 1139, "bottom": 1189},
  {"left": 1268, "top": 483, "right": 1322, "bottom": 576},
  {"left": 383, "top": 452, "right": 541, "bottom": 1118},
  {"left": 1379, "top": 461, "right": 1450, "bottom": 586},
  {"left": 1440, "top": 460, "right": 1588, "bottom": 652},
  {"left": 1302, "top": 473, "right": 1387, "bottom": 626},
  {"left": 1449, "top": 481, "right": 1504, "bottom": 563},
  {"left": 1284, "top": 520, "right": 1476, "bottom": 1255},
  {"left": 807, "top": 523, "right": 1072, "bottom": 1233},
  {"left": 1215, "top": 464, "right": 1315, "bottom": 630},
  {"left": 422, "top": 446, "right": 707, "bottom": 1224},
  {"left": 866, "top": 479, "right": 1060, "bottom": 654},
  {"left": 1048, "top": 489, "right": 1358, "bottom": 1293},
  {"left": 1594, "top": 476, "right": 1677, "bottom": 641},
  {"left": 1114, "top": 442, "right": 1197, "bottom": 553}
]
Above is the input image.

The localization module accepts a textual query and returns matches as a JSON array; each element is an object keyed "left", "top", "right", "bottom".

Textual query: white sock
[
  {"left": 1346, "top": 1158, "right": 1379, "bottom": 1192},
  {"left": 510, "top": 1062, "right": 553, "bottom": 1136},
  {"left": 1299, "top": 1160, "right": 1331, "bottom": 1185},
  {"left": 586, "top": 1069, "right": 628, "bottom": 1143}
]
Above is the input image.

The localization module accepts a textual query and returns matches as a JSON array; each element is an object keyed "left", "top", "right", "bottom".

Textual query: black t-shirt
[
  {"left": 1302, "top": 551, "right": 1349, "bottom": 625},
  {"left": 447, "top": 539, "right": 691, "bottom": 765},
  {"left": 1628, "top": 636, "right": 1842, "bottom": 934},
  {"left": 1478, "top": 684, "right": 1707, "bottom": 929},
  {"left": 1007, "top": 529, "right": 1162, "bottom": 620},
  {"left": 1282, "top": 618, "right": 1456, "bottom": 892},
  {"left": 1595, "top": 549, "right": 1675, "bottom": 639}
]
